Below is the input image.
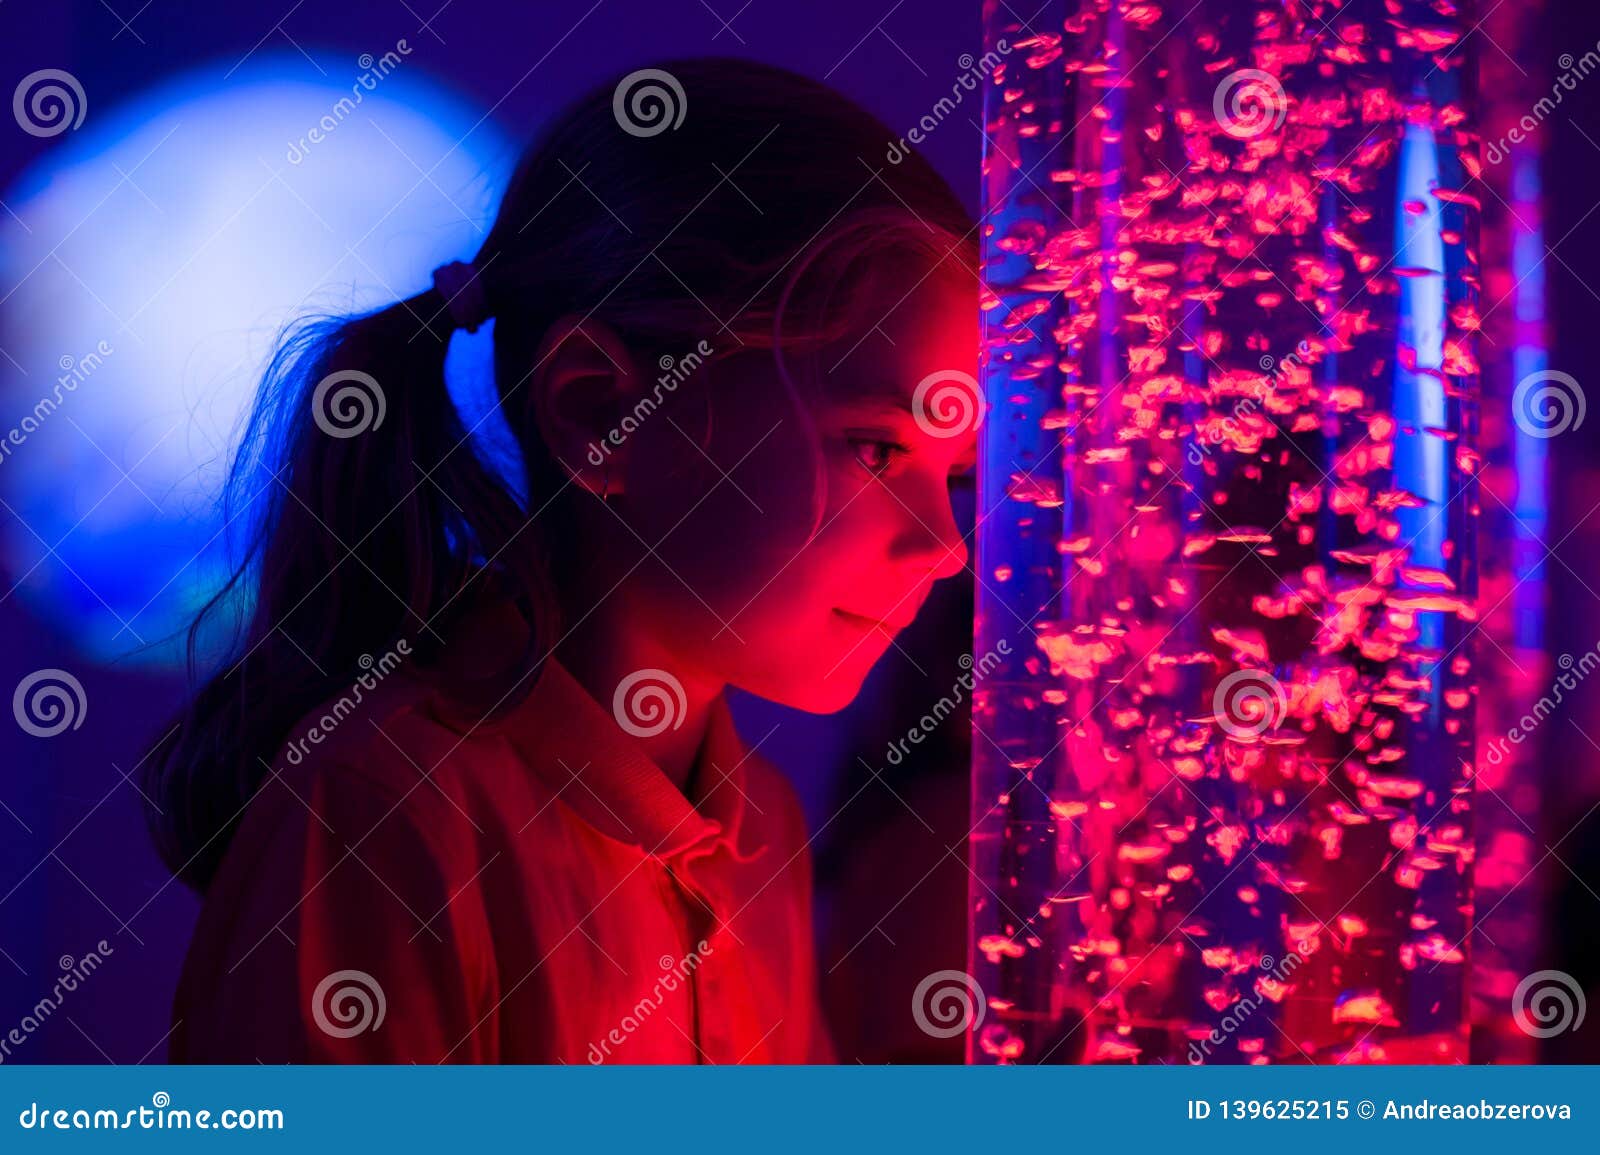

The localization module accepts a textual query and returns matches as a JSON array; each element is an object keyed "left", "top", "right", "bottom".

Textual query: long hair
[{"left": 144, "top": 57, "right": 975, "bottom": 891}]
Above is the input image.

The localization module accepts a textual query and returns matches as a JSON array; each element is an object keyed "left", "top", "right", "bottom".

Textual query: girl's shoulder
[
  {"left": 268, "top": 666, "right": 462, "bottom": 795},
  {"left": 233, "top": 668, "right": 498, "bottom": 881},
  {"left": 176, "top": 671, "right": 501, "bottom": 1059}
]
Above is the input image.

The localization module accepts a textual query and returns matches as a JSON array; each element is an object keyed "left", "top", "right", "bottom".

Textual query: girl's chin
[
  {"left": 743, "top": 656, "right": 876, "bottom": 715},
  {"left": 776, "top": 683, "right": 870, "bottom": 716}
]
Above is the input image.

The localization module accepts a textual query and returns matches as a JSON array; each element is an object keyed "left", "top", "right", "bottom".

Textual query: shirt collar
[
  {"left": 504, "top": 659, "right": 754, "bottom": 862},
  {"left": 425, "top": 597, "right": 758, "bottom": 864}
]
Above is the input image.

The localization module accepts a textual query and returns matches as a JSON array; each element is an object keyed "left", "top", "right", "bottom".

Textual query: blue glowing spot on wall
[{"left": 0, "top": 57, "right": 514, "bottom": 668}]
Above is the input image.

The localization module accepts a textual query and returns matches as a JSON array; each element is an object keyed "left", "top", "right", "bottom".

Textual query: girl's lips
[{"left": 833, "top": 607, "right": 914, "bottom": 632}]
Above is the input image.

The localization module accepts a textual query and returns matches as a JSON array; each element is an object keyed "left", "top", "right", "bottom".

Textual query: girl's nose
[
  {"left": 892, "top": 487, "right": 969, "bottom": 581},
  {"left": 931, "top": 533, "right": 970, "bottom": 580}
]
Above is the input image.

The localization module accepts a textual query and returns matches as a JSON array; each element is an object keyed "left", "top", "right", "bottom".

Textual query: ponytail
[{"left": 144, "top": 287, "right": 550, "bottom": 891}]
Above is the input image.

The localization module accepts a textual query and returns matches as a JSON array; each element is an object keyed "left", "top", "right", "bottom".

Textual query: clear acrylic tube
[{"left": 971, "top": 0, "right": 1478, "bottom": 1065}]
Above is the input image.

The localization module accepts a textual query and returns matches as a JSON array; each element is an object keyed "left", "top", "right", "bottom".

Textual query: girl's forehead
[{"left": 819, "top": 282, "right": 978, "bottom": 398}]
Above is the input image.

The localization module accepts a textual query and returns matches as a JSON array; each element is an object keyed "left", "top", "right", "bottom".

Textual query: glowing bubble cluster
[{"left": 970, "top": 0, "right": 1478, "bottom": 1065}]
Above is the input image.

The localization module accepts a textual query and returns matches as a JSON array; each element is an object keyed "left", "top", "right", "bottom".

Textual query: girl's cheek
[
  {"left": 631, "top": 417, "right": 812, "bottom": 550},
  {"left": 814, "top": 470, "right": 902, "bottom": 553}
]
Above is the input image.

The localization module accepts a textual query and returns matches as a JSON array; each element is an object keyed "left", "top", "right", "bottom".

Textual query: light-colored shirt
[{"left": 170, "top": 597, "right": 833, "bottom": 1064}]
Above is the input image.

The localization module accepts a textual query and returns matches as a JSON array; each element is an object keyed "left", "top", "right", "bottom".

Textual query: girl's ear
[{"left": 526, "top": 315, "right": 641, "bottom": 497}]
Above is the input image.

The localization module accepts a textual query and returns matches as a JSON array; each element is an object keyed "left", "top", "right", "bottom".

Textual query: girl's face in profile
[{"left": 619, "top": 268, "right": 977, "bottom": 713}]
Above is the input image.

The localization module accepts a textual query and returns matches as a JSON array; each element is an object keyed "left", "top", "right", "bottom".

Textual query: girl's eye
[{"left": 849, "top": 437, "right": 908, "bottom": 476}]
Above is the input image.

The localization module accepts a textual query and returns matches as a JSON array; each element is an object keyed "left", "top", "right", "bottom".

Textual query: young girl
[{"left": 146, "top": 57, "right": 979, "bottom": 1063}]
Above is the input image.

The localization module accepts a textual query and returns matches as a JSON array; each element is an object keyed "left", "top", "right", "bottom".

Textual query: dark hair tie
[{"left": 431, "top": 261, "right": 491, "bottom": 333}]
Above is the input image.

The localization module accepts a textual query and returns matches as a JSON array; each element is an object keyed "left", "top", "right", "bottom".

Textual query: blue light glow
[{"left": 0, "top": 58, "right": 513, "bottom": 668}]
